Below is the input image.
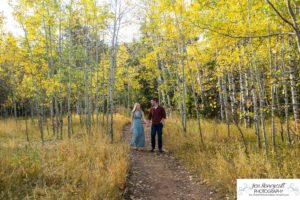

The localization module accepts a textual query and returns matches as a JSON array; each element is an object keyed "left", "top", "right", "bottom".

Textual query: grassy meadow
[
  {"left": 1, "top": 110, "right": 299, "bottom": 200},
  {"left": 0, "top": 114, "right": 130, "bottom": 200},
  {"left": 164, "top": 117, "right": 300, "bottom": 199}
]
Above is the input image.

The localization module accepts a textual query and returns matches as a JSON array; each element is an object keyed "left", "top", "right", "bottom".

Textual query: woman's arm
[
  {"left": 142, "top": 112, "right": 146, "bottom": 123},
  {"left": 142, "top": 112, "right": 148, "bottom": 125}
]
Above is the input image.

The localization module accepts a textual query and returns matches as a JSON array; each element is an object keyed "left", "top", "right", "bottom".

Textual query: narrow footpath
[{"left": 123, "top": 124, "right": 220, "bottom": 200}]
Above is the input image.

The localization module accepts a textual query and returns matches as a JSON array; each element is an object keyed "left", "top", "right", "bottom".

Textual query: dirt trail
[{"left": 123, "top": 124, "right": 220, "bottom": 200}]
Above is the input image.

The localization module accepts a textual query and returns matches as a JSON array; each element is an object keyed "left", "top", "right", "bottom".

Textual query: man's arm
[
  {"left": 162, "top": 107, "right": 166, "bottom": 119},
  {"left": 147, "top": 109, "right": 152, "bottom": 126},
  {"left": 148, "top": 108, "right": 152, "bottom": 121}
]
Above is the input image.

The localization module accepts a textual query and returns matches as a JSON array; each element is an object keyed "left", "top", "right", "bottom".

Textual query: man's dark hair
[{"left": 152, "top": 98, "right": 159, "bottom": 103}]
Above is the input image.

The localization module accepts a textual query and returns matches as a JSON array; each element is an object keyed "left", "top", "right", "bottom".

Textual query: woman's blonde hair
[{"left": 132, "top": 103, "right": 141, "bottom": 113}]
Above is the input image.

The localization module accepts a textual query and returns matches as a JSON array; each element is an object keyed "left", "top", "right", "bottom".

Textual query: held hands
[{"left": 145, "top": 120, "right": 150, "bottom": 127}]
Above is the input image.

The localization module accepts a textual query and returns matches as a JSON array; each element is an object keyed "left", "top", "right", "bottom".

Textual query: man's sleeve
[
  {"left": 148, "top": 109, "right": 152, "bottom": 120},
  {"left": 162, "top": 107, "right": 166, "bottom": 119}
]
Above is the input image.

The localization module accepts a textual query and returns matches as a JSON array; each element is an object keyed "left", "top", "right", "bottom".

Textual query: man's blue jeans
[{"left": 151, "top": 123, "right": 163, "bottom": 150}]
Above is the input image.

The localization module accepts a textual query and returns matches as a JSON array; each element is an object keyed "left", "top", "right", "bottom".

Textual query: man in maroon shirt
[{"left": 148, "top": 98, "right": 166, "bottom": 152}]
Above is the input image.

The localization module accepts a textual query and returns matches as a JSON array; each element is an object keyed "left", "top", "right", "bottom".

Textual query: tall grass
[
  {"left": 0, "top": 114, "right": 130, "bottom": 200},
  {"left": 164, "top": 118, "right": 300, "bottom": 199}
]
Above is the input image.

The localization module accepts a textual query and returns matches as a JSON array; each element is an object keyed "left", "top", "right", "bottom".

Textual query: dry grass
[
  {"left": 164, "top": 117, "right": 300, "bottom": 199},
  {"left": 0, "top": 114, "right": 130, "bottom": 200}
]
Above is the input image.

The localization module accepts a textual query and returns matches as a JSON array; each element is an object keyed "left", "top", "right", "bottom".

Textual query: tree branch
[
  {"left": 190, "top": 21, "right": 289, "bottom": 39},
  {"left": 266, "top": 0, "right": 297, "bottom": 31},
  {"left": 286, "top": 0, "right": 300, "bottom": 52},
  {"left": 286, "top": 0, "right": 299, "bottom": 32},
  {"left": 203, "top": 25, "right": 286, "bottom": 39}
]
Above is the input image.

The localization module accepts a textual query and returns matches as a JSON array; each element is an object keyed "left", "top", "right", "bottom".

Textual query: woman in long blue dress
[{"left": 130, "top": 103, "right": 146, "bottom": 149}]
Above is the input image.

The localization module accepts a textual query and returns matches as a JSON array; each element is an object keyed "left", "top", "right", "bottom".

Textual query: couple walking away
[{"left": 130, "top": 98, "right": 166, "bottom": 153}]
